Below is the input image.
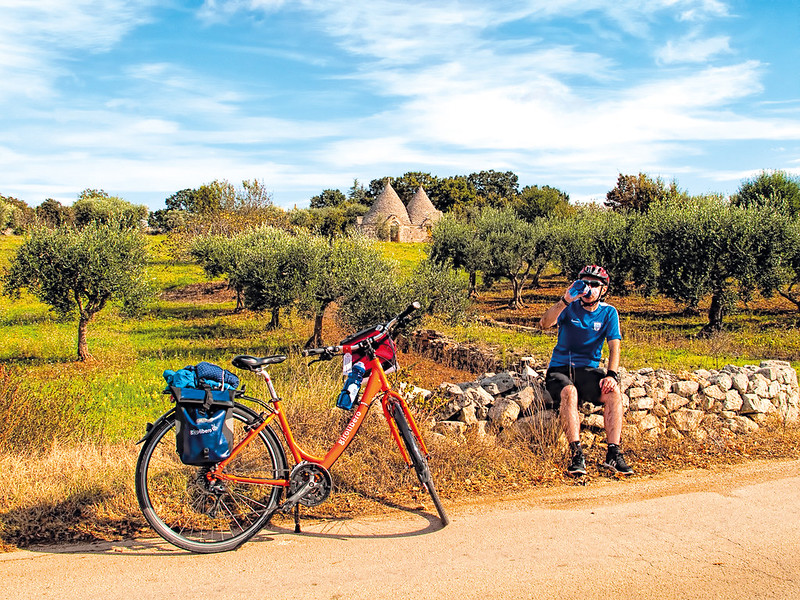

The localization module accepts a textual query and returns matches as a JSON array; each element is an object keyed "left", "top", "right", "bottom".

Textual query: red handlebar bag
[{"left": 339, "top": 326, "right": 397, "bottom": 375}]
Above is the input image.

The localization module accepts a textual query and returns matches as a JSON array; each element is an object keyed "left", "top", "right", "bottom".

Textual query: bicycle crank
[{"left": 282, "top": 462, "right": 332, "bottom": 510}]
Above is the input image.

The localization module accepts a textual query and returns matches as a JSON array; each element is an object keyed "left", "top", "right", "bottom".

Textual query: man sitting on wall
[{"left": 538, "top": 265, "right": 633, "bottom": 477}]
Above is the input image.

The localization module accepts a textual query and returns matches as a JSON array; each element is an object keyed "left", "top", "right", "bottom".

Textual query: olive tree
[
  {"left": 551, "top": 209, "right": 599, "bottom": 280},
  {"left": 230, "top": 228, "right": 309, "bottom": 329},
  {"left": 301, "top": 236, "right": 396, "bottom": 347},
  {"left": 475, "top": 208, "right": 537, "bottom": 309},
  {"left": 428, "top": 213, "right": 486, "bottom": 296},
  {"left": 189, "top": 233, "right": 255, "bottom": 310},
  {"left": 333, "top": 250, "right": 407, "bottom": 331},
  {"left": 3, "top": 223, "right": 150, "bottom": 360},
  {"left": 644, "top": 196, "right": 791, "bottom": 333},
  {"left": 776, "top": 219, "right": 800, "bottom": 311},
  {"left": 408, "top": 259, "right": 471, "bottom": 325},
  {"left": 549, "top": 206, "right": 654, "bottom": 295},
  {"left": 73, "top": 189, "right": 148, "bottom": 228}
]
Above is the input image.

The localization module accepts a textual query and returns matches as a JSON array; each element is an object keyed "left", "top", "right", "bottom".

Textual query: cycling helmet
[{"left": 578, "top": 264, "right": 609, "bottom": 285}]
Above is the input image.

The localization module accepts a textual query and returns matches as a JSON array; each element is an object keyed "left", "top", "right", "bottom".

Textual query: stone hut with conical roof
[{"left": 357, "top": 182, "right": 442, "bottom": 242}]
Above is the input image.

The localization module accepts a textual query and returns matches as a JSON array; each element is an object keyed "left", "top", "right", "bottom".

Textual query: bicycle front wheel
[
  {"left": 135, "top": 404, "right": 287, "bottom": 553},
  {"left": 391, "top": 404, "right": 450, "bottom": 526}
]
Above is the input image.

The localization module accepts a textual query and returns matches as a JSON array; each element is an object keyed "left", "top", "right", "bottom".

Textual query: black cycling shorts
[{"left": 545, "top": 365, "right": 607, "bottom": 408}]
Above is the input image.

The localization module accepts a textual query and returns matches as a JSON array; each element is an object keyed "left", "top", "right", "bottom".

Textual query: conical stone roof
[
  {"left": 361, "top": 181, "right": 411, "bottom": 225},
  {"left": 406, "top": 186, "right": 442, "bottom": 225}
]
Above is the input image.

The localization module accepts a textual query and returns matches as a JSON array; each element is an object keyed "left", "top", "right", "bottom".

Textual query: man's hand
[
  {"left": 565, "top": 280, "right": 587, "bottom": 303},
  {"left": 600, "top": 376, "right": 618, "bottom": 394}
]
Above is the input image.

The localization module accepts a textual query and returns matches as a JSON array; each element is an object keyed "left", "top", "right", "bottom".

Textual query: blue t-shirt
[{"left": 549, "top": 301, "right": 621, "bottom": 368}]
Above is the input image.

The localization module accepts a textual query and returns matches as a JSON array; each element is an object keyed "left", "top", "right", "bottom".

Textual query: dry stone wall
[{"left": 400, "top": 330, "right": 800, "bottom": 444}]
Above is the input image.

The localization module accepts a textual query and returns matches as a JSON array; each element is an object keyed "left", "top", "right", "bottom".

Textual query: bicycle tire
[
  {"left": 391, "top": 404, "right": 450, "bottom": 526},
  {"left": 135, "top": 403, "right": 287, "bottom": 553}
]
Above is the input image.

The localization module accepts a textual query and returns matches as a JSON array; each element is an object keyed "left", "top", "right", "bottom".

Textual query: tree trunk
[
  {"left": 269, "top": 308, "right": 280, "bottom": 329},
  {"left": 699, "top": 292, "right": 725, "bottom": 337},
  {"left": 305, "top": 306, "right": 328, "bottom": 348},
  {"left": 530, "top": 263, "right": 546, "bottom": 288},
  {"left": 77, "top": 313, "right": 90, "bottom": 361},
  {"left": 509, "top": 277, "right": 523, "bottom": 309},
  {"left": 681, "top": 304, "right": 701, "bottom": 317},
  {"left": 469, "top": 271, "right": 478, "bottom": 298},
  {"left": 507, "top": 265, "right": 531, "bottom": 309},
  {"left": 778, "top": 290, "right": 800, "bottom": 312},
  {"left": 234, "top": 285, "right": 244, "bottom": 312}
]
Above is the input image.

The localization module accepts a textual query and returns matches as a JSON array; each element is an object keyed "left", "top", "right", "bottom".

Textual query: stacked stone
[
  {"left": 620, "top": 360, "right": 799, "bottom": 442},
  {"left": 410, "top": 358, "right": 800, "bottom": 443}
]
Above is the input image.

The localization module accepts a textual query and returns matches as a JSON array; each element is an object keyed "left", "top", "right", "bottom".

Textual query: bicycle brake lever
[{"left": 307, "top": 351, "right": 334, "bottom": 366}]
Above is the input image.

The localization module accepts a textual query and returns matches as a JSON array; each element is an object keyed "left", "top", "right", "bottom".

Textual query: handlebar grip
[
  {"left": 396, "top": 301, "right": 421, "bottom": 323},
  {"left": 302, "top": 346, "right": 337, "bottom": 357}
]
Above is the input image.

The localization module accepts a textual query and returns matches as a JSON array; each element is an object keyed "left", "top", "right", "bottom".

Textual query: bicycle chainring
[{"left": 288, "top": 462, "right": 333, "bottom": 507}]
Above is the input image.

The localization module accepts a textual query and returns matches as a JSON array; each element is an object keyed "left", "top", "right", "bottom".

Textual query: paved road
[{"left": 3, "top": 459, "right": 799, "bottom": 600}]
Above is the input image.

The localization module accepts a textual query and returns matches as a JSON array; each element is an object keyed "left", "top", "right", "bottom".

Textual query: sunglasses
[{"left": 580, "top": 279, "right": 604, "bottom": 288}]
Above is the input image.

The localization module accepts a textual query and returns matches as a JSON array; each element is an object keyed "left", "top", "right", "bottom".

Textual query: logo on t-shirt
[{"left": 593, "top": 321, "right": 601, "bottom": 331}]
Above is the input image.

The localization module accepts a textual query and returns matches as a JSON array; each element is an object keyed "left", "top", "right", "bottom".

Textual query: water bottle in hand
[
  {"left": 567, "top": 280, "right": 588, "bottom": 299},
  {"left": 337, "top": 363, "right": 366, "bottom": 410}
]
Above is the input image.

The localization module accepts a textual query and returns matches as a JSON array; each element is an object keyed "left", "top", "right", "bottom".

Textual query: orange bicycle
[{"left": 135, "top": 302, "right": 448, "bottom": 553}]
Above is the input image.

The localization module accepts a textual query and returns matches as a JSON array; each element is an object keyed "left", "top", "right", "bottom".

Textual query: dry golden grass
[
  {"left": 0, "top": 443, "right": 147, "bottom": 551},
  {"left": 1, "top": 405, "right": 798, "bottom": 550}
]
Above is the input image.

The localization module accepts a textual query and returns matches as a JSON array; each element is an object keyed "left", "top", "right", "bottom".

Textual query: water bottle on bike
[{"left": 337, "top": 362, "right": 365, "bottom": 410}]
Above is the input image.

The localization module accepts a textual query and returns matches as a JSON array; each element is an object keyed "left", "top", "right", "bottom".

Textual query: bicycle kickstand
[{"left": 294, "top": 504, "right": 301, "bottom": 533}]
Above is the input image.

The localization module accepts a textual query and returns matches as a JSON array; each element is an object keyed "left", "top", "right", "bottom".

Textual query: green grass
[
  {"left": 0, "top": 233, "right": 319, "bottom": 445},
  {"left": 2, "top": 231, "right": 799, "bottom": 450},
  {"left": 376, "top": 241, "right": 428, "bottom": 276}
]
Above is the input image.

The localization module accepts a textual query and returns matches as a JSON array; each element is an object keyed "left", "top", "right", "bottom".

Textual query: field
[{"left": 1, "top": 234, "right": 799, "bottom": 550}]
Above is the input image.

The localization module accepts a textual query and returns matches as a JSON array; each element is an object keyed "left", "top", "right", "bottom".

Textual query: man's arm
[
  {"left": 538, "top": 287, "right": 579, "bottom": 329},
  {"left": 538, "top": 297, "right": 567, "bottom": 329},
  {"left": 600, "top": 338, "right": 621, "bottom": 394},
  {"left": 606, "top": 338, "right": 620, "bottom": 372}
]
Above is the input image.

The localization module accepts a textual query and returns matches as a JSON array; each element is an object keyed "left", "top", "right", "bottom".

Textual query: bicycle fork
[{"left": 381, "top": 393, "right": 429, "bottom": 465}]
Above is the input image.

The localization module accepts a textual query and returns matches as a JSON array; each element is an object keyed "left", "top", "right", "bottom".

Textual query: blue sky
[{"left": 2, "top": 0, "right": 799, "bottom": 211}]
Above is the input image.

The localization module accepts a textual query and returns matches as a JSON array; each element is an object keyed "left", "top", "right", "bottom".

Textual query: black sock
[
  {"left": 607, "top": 443, "right": 619, "bottom": 455},
  {"left": 569, "top": 441, "right": 583, "bottom": 455}
]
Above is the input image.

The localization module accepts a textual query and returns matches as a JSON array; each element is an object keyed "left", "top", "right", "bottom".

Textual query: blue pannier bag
[{"left": 170, "top": 386, "right": 235, "bottom": 466}]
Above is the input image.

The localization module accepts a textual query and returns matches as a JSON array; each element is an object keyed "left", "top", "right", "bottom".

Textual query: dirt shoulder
[{"left": 4, "top": 459, "right": 799, "bottom": 600}]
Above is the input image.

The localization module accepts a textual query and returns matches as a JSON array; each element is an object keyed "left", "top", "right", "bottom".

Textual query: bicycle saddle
[{"left": 232, "top": 354, "right": 287, "bottom": 371}]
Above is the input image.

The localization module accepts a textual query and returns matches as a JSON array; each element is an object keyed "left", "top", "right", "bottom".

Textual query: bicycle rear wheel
[
  {"left": 391, "top": 404, "right": 450, "bottom": 526},
  {"left": 135, "top": 404, "right": 287, "bottom": 553}
]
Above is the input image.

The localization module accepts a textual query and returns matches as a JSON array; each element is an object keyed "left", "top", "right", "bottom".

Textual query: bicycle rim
[
  {"left": 135, "top": 405, "right": 287, "bottom": 553},
  {"left": 392, "top": 405, "right": 450, "bottom": 527}
]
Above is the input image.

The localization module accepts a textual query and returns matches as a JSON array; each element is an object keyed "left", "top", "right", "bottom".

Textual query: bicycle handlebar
[{"left": 301, "top": 301, "right": 421, "bottom": 359}]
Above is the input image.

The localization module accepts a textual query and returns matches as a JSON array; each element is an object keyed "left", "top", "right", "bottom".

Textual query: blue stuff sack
[
  {"left": 171, "top": 386, "right": 235, "bottom": 466},
  {"left": 195, "top": 361, "right": 240, "bottom": 390},
  {"left": 163, "top": 367, "right": 197, "bottom": 388}
]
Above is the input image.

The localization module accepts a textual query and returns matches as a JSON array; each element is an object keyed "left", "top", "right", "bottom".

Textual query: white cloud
[
  {"left": 0, "top": 1, "right": 155, "bottom": 51},
  {"left": 3, "top": 0, "right": 796, "bottom": 210},
  {"left": 657, "top": 35, "right": 732, "bottom": 64},
  {"left": 0, "top": 1, "right": 155, "bottom": 102}
]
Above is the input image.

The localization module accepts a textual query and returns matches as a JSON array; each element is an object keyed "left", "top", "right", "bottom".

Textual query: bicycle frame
[{"left": 208, "top": 355, "right": 429, "bottom": 487}]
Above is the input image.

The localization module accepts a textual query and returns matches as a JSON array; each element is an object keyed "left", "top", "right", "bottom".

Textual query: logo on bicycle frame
[{"left": 337, "top": 409, "right": 362, "bottom": 446}]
